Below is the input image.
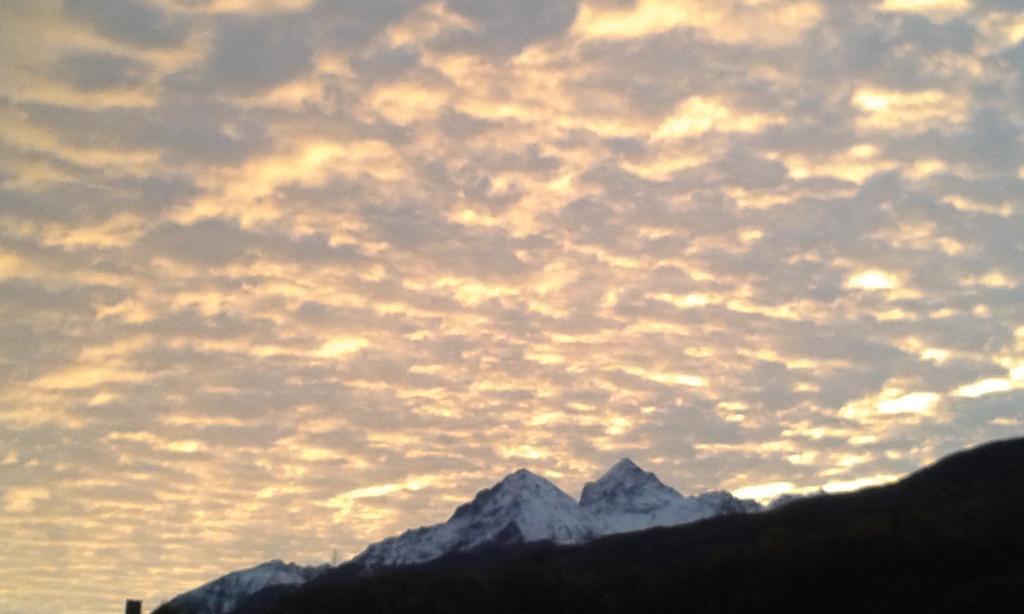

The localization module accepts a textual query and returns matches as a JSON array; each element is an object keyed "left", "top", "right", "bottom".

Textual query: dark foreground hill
[
  {"left": 231, "top": 437, "right": 1024, "bottom": 614},
  {"left": 153, "top": 458, "right": 759, "bottom": 614}
]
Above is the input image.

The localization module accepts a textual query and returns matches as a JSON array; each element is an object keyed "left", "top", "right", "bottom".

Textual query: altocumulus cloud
[{"left": 1, "top": 0, "right": 1023, "bottom": 612}]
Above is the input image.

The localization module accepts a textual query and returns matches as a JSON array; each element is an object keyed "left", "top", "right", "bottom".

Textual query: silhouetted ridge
[
  {"left": 234, "top": 437, "right": 1024, "bottom": 614},
  {"left": 897, "top": 437, "right": 1024, "bottom": 495},
  {"left": 158, "top": 460, "right": 760, "bottom": 614}
]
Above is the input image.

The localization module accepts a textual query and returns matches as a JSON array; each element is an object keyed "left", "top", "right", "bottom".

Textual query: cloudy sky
[{"left": 1, "top": 0, "right": 1023, "bottom": 611}]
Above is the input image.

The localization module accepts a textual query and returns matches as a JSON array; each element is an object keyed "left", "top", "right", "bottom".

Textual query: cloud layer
[{"left": 1, "top": 0, "right": 1023, "bottom": 612}]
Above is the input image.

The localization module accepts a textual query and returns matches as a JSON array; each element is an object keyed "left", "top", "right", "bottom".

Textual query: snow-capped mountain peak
[
  {"left": 607, "top": 457, "right": 644, "bottom": 476},
  {"left": 581, "top": 459, "right": 758, "bottom": 534},
  {"left": 580, "top": 458, "right": 667, "bottom": 506},
  {"left": 354, "top": 468, "right": 596, "bottom": 569},
  {"left": 454, "top": 469, "right": 563, "bottom": 515},
  {"left": 697, "top": 490, "right": 764, "bottom": 514},
  {"left": 595, "top": 458, "right": 647, "bottom": 486},
  {"left": 159, "top": 463, "right": 761, "bottom": 614},
  {"left": 450, "top": 469, "right": 578, "bottom": 522},
  {"left": 157, "top": 559, "right": 326, "bottom": 614}
]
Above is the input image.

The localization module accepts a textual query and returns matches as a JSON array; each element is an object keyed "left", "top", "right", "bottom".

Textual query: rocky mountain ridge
[{"left": 156, "top": 459, "right": 759, "bottom": 614}]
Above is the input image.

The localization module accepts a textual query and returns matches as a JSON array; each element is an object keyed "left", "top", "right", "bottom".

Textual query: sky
[{"left": 1, "top": 0, "right": 1023, "bottom": 611}]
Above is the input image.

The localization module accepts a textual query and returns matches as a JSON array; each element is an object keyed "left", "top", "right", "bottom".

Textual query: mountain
[
  {"left": 231, "top": 437, "right": 1024, "bottom": 614},
  {"left": 581, "top": 458, "right": 760, "bottom": 534},
  {"left": 354, "top": 469, "right": 597, "bottom": 568},
  {"left": 154, "top": 560, "right": 327, "bottom": 614},
  {"left": 157, "top": 460, "right": 758, "bottom": 614}
]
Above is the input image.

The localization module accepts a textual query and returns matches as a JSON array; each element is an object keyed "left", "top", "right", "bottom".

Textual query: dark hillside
[{"left": 239, "top": 437, "right": 1024, "bottom": 614}]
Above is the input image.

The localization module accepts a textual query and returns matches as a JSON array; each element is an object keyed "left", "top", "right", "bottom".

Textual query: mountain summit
[
  {"left": 157, "top": 560, "right": 326, "bottom": 614},
  {"left": 354, "top": 468, "right": 596, "bottom": 569},
  {"left": 581, "top": 457, "right": 666, "bottom": 506},
  {"left": 230, "top": 437, "right": 1024, "bottom": 614},
  {"left": 157, "top": 461, "right": 758, "bottom": 614},
  {"left": 582, "top": 458, "right": 758, "bottom": 534}
]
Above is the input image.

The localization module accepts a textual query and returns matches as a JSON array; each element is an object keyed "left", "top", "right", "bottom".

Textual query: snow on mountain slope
[
  {"left": 354, "top": 469, "right": 597, "bottom": 568},
  {"left": 696, "top": 489, "right": 763, "bottom": 514},
  {"left": 158, "top": 560, "right": 327, "bottom": 614},
  {"left": 581, "top": 458, "right": 760, "bottom": 534},
  {"left": 159, "top": 461, "right": 760, "bottom": 613}
]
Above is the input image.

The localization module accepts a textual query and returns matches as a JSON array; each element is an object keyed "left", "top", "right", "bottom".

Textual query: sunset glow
[{"left": 1, "top": 1, "right": 1023, "bottom": 613}]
